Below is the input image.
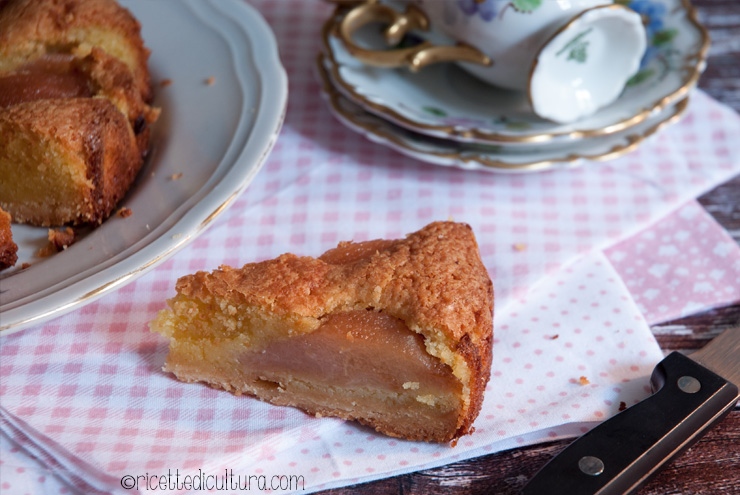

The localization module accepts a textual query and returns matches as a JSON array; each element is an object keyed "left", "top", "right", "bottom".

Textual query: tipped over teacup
[{"left": 338, "top": 0, "right": 647, "bottom": 124}]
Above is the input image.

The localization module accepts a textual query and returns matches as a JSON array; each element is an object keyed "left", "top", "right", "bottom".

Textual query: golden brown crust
[
  {"left": 77, "top": 47, "right": 159, "bottom": 156},
  {"left": 171, "top": 221, "right": 494, "bottom": 440},
  {"left": 178, "top": 222, "right": 492, "bottom": 342},
  {"left": 0, "top": 207, "right": 18, "bottom": 270},
  {"left": 0, "top": 98, "right": 142, "bottom": 225}
]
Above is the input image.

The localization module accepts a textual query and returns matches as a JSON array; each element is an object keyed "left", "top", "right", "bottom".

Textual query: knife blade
[{"left": 522, "top": 327, "right": 740, "bottom": 495}]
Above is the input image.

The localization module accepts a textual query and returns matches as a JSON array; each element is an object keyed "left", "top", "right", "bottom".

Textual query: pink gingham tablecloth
[{"left": 2, "top": 1, "right": 740, "bottom": 493}]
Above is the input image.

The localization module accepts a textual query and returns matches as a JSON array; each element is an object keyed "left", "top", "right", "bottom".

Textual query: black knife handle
[{"left": 522, "top": 352, "right": 739, "bottom": 495}]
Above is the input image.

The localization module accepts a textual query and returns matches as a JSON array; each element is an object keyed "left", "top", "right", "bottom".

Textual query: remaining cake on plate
[
  {"left": 0, "top": 0, "right": 159, "bottom": 227},
  {"left": 151, "top": 222, "right": 494, "bottom": 442}
]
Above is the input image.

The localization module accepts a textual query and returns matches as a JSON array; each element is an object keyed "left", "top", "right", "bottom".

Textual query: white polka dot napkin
[{"left": 0, "top": 250, "right": 664, "bottom": 495}]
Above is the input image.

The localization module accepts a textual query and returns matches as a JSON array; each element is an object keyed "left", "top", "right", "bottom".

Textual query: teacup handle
[{"left": 336, "top": 0, "right": 492, "bottom": 71}]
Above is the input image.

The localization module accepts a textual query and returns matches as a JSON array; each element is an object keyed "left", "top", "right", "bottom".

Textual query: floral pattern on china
[
  {"left": 324, "top": 0, "right": 707, "bottom": 143},
  {"left": 456, "top": 0, "right": 546, "bottom": 19},
  {"left": 619, "top": 0, "right": 681, "bottom": 85},
  {"left": 457, "top": 0, "right": 603, "bottom": 65},
  {"left": 422, "top": 0, "right": 683, "bottom": 120}
]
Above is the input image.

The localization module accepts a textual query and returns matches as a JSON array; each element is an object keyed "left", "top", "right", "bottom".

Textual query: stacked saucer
[{"left": 318, "top": 0, "right": 708, "bottom": 173}]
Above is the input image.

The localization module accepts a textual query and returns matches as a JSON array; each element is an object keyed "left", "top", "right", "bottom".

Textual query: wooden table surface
[{"left": 319, "top": 1, "right": 740, "bottom": 493}]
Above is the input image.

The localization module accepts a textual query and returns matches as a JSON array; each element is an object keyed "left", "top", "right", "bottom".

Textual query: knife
[{"left": 522, "top": 327, "right": 740, "bottom": 495}]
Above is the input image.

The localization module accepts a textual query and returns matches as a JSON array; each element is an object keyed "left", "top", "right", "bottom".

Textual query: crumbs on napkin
[{"left": 569, "top": 376, "right": 591, "bottom": 386}]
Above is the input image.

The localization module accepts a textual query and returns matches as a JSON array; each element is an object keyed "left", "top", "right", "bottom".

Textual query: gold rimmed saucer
[
  {"left": 317, "top": 54, "right": 689, "bottom": 173},
  {"left": 321, "top": 0, "right": 707, "bottom": 145}
]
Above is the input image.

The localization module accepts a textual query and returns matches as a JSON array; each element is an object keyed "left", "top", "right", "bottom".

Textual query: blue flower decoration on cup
[{"left": 457, "top": 0, "right": 498, "bottom": 21}]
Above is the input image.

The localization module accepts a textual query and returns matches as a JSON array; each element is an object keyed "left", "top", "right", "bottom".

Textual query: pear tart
[
  {"left": 0, "top": 0, "right": 158, "bottom": 226},
  {"left": 151, "top": 222, "right": 494, "bottom": 442}
]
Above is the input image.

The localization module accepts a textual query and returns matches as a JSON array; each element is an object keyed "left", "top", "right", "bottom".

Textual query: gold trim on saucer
[
  {"left": 317, "top": 54, "right": 689, "bottom": 172},
  {"left": 321, "top": 0, "right": 707, "bottom": 145}
]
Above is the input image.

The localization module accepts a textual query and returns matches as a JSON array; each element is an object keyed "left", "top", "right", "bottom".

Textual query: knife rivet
[
  {"left": 678, "top": 376, "right": 701, "bottom": 394},
  {"left": 578, "top": 456, "right": 604, "bottom": 476}
]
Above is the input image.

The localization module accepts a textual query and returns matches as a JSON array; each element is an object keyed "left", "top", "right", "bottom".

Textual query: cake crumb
[
  {"left": 512, "top": 243, "right": 527, "bottom": 252},
  {"left": 160, "top": 78, "right": 173, "bottom": 87},
  {"left": 21, "top": 262, "right": 31, "bottom": 269},
  {"left": 578, "top": 376, "right": 590, "bottom": 386},
  {"left": 38, "top": 227, "right": 76, "bottom": 257},
  {"left": 118, "top": 207, "right": 133, "bottom": 218},
  {"left": 547, "top": 334, "right": 559, "bottom": 340},
  {"left": 205, "top": 76, "right": 216, "bottom": 86},
  {"left": 169, "top": 172, "right": 183, "bottom": 181},
  {"left": 618, "top": 401, "right": 627, "bottom": 411}
]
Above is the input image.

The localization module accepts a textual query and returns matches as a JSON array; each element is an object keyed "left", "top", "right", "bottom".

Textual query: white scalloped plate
[
  {"left": 318, "top": 55, "right": 687, "bottom": 173},
  {"left": 0, "top": 0, "right": 287, "bottom": 334}
]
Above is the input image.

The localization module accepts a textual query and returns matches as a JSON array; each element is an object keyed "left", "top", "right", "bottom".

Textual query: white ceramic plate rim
[{"left": 0, "top": 0, "right": 287, "bottom": 335}]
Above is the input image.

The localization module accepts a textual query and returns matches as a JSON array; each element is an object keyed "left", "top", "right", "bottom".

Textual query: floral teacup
[{"left": 337, "top": 0, "right": 647, "bottom": 123}]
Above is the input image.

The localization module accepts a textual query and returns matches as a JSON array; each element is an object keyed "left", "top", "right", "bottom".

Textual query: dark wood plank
[
  {"left": 699, "top": 175, "right": 740, "bottom": 244},
  {"left": 318, "top": 0, "right": 740, "bottom": 492},
  {"left": 694, "top": 0, "right": 740, "bottom": 111}
]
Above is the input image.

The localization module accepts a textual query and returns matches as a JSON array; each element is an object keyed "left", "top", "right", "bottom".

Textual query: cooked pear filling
[
  {"left": 247, "top": 310, "right": 456, "bottom": 391},
  {"left": 0, "top": 55, "right": 92, "bottom": 108},
  {"left": 241, "top": 309, "right": 461, "bottom": 410},
  {"left": 160, "top": 309, "right": 463, "bottom": 438}
]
